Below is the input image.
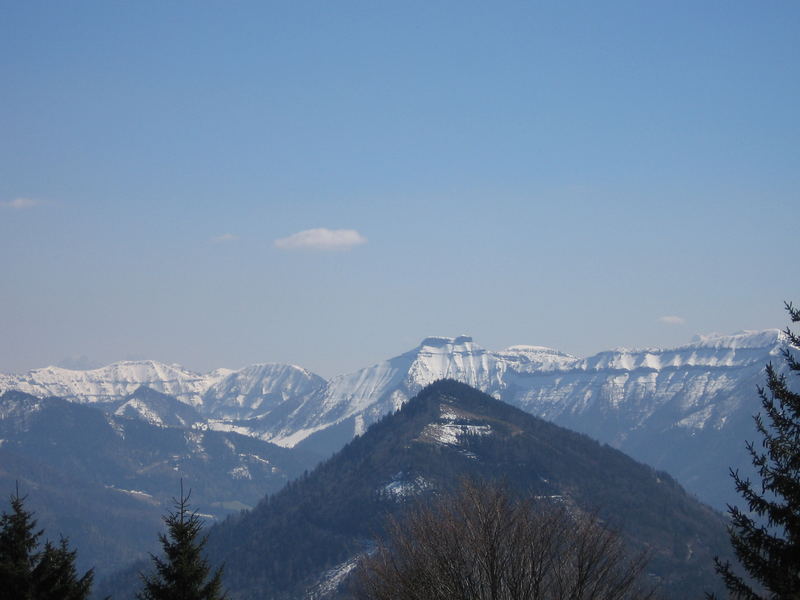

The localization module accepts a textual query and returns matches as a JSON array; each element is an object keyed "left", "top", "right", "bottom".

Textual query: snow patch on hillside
[
  {"left": 421, "top": 403, "right": 493, "bottom": 446},
  {"left": 309, "top": 554, "right": 364, "bottom": 599},
  {"left": 229, "top": 465, "right": 252, "bottom": 480},
  {"left": 381, "top": 473, "right": 432, "bottom": 500}
]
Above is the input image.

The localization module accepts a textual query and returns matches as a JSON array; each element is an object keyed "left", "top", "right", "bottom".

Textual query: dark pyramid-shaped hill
[{"left": 197, "top": 380, "right": 732, "bottom": 599}]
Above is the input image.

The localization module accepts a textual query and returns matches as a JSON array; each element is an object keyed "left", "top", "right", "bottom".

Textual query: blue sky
[{"left": 1, "top": 1, "right": 798, "bottom": 377}]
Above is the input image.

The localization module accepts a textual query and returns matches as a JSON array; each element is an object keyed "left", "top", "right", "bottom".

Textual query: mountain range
[
  {"left": 1, "top": 330, "right": 792, "bottom": 510},
  {"left": 0, "top": 389, "right": 319, "bottom": 576},
  {"left": 98, "top": 380, "right": 732, "bottom": 599}
]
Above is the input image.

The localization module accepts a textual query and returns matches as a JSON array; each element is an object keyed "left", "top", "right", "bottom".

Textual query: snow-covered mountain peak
[
  {"left": 579, "top": 329, "right": 787, "bottom": 372},
  {"left": 207, "top": 367, "right": 236, "bottom": 380},
  {"left": 502, "top": 344, "right": 565, "bottom": 353},
  {"left": 688, "top": 329, "right": 785, "bottom": 350},
  {"left": 228, "top": 363, "right": 314, "bottom": 377},
  {"left": 248, "top": 363, "right": 321, "bottom": 379},
  {"left": 1, "top": 328, "right": 792, "bottom": 462},
  {"left": 418, "top": 335, "right": 475, "bottom": 349},
  {"left": 408, "top": 336, "right": 492, "bottom": 387},
  {"left": 36, "top": 359, "right": 199, "bottom": 380},
  {"left": 0, "top": 360, "right": 214, "bottom": 407},
  {"left": 112, "top": 385, "right": 204, "bottom": 428},
  {"left": 495, "top": 345, "right": 580, "bottom": 373},
  {"left": 262, "top": 328, "right": 793, "bottom": 449},
  {"left": 202, "top": 363, "right": 327, "bottom": 420}
]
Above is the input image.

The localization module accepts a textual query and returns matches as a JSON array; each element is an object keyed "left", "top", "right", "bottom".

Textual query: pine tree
[
  {"left": 0, "top": 487, "right": 93, "bottom": 600},
  {"left": 0, "top": 488, "right": 42, "bottom": 599},
  {"left": 138, "top": 485, "right": 227, "bottom": 600},
  {"left": 32, "top": 538, "right": 95, "bottom": 600},
  {"left": 713, "top": 302, "right": 800, "bottom": 598}
]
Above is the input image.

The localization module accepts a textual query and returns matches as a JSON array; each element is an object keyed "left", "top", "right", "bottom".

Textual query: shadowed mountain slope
[
  {"left": 200, "top": 380, "right": 731, "bottom": 599},
  {"left": 0, "top": 390, "right": 319, "bottom": 579}
]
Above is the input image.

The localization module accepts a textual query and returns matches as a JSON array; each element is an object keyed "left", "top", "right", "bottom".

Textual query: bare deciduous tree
[{"left": 353, "top": 480, "right": 655, "bottom": 600}]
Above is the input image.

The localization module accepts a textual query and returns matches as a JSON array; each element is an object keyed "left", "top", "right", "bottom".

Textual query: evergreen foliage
[
  {"left": 138, "top": 485, "right": 227, "bottom": 600},
  {"left": 713, "top": 302, "right": 800, "bottom": 598},
  {"left": 0, "top": 489, "right": 41, "bottom": 599},
  {"left": 0, "top": 487, "right": 94, "bottom": 600},
  {"left": 32, "top": 538, "right": 95, "bottom": 600}
]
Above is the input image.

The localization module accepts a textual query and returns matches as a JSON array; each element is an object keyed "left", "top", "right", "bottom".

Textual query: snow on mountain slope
[
  {"left": 111, "top": 386, "right": 206, "bottom": 428},
  {"left": 267, "top": 336, "right": 578, "bottom": 446},
  {"left": 0, "top": 361, "right": 326, "bottom": 422},
  {"left": 507, "top": 329, "right": 789, "bottom": 426},
  {"left": 203, "top": 364, "right": 326, "bottom": 420},
  {"left": 0, "top": 329, "right": 792, "bottom": 511},
  {"left": 290, "top": 332, "right": 778, "bottom": 442},
  {"left": 0, "top": 361, "right": 224, "bottom": 407},
  {"left": 257, "top": 329, "right": 791, "bottom": 510},
  {"left": 192, "top": 330, "right": 789, "bottom": 450},
  {"left": 578, "top": 329, "right": 785, "bottom": 372},
  {"left": 493, "top": 344, "right": 581, "bottom": 373},
  {"left": 0, "top": 330, "right": 786, "bottom": 445}
]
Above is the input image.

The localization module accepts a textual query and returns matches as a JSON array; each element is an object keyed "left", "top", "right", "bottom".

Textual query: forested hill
[
  {"left": 0, "top": 390, "right": 317, "bottom": 579},
  {"left": 191, "top": 380, "right": 731, "bottom": 599}
]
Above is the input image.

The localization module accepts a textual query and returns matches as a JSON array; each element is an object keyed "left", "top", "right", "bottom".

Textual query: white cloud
[
  {"left": 211, "top": 233, "right": 239, "bottom": 243},
  {"left": 274, "top": 228, "right": 367, "bottom": 251},
  {"left": 1, "top": 197, "right": 41, "bottom": 209},
  {"left": 658, "top": 315, "right": 686, "bottom": 325}
]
